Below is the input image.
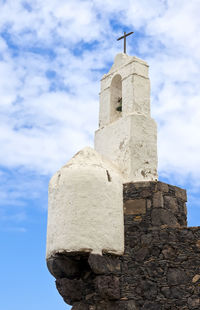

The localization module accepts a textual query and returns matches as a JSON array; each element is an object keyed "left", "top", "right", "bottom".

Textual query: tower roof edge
[
  {"left": 110, "top": 53, "right": 148, "bottom": 71},
  {"left": 101, "top": 53, "right": 149, "bottom": 81}
]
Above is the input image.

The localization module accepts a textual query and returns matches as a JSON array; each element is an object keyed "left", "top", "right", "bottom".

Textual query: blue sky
[{"left": 1, "top": 0, "right": 200, "bottom": 309}]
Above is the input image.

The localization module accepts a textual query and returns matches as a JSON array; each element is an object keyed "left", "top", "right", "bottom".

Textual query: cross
[{"left": 117, "top": 31, "right": 134, "bottom": 54}]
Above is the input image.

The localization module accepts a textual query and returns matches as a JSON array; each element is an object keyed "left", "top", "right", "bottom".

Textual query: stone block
[
  {"left": 96, "top": 275, "right": 120, "bottom": 300},
  {"left": 56, "top": 278, "right": 84, "bottom": 305},
  {"left": 140, "top": 279, "right": 158, "bottom": 299},
  {"left": 164, "top": 196, "right": 179, "bottom": 213},
  {"left": 153, "top": 191, "right": 163, "bottom": 208},
  {"left": 72, "top": 303, "right": 89, "bottom": 310},
  {"left": 47, "top": 255, "right": 81, "bottom": 279},
  {"left": 161, "top": 246, "right": 176, "bottom": 259},
  {"left": 141, "top": 189, "right": 152, "bottom": 198},
  {"left": 188, "top": 296, "right": 200, "bottom": 308},
  {"left": 151, "top": 208, "right": 178, "bottom": 227},
  {"left": 141, "top": 233, "right": 152, "bottom": 245},
  {"left": 167, "top": 268, "right": 188, "bottom": 286},
  {"left": 161, "top": 286, "right": 171, "bottom": 298},
  {"left": 171, "top": 286, "right": 186, "bottom": 299},
  {"left": 192, "top": 274, "right": 200, "bottom": 283},
  {"left": 88, "top": 254, "right": 121, "bottom": 275},
  {"left": 135, "top": 247, "right": 149, "bottom": 261},
  {"left": 124, "top": 199, "right": 146, "bottom": 215},
  {"left": 156, "top": 182, "right": 169, "bottom": 192},
  {"left": 174, "top": 186, "right": 187, "bottom": 201},
  {"left": 118, "top": 300, "right": 138, "bottom": 310}
]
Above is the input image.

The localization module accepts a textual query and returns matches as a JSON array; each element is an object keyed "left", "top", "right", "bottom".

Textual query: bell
[{"left": 116, "top": 97, "right": 122, "bottom": 112}]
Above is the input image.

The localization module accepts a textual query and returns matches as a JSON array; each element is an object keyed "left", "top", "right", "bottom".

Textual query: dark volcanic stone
[
  {"left": 151, "top": 208, "right": 178, "bottom": 227},
  {"left": 188, "top": 296, "right": 200, "bottom": 309},
  {"left": 134, "top": 247, "right": 149, "bottom": 261},
  {"left": 167, "top": 268, "right": 188, "bottom": 286},
  {"left": 161, "top": 286, "right": 171, "bottom": 298},
  {"left": 72, "top": 302, "right": 89, "bottom": 310},
  {"left": 88, "top": 254, "right": 121, "bottom": 275},
  {"left": 140, "top": 280, "right": 158, "bottom": 299},
  {"left": 171, "top": 286, "right": 186, "bottom": 299},
  {"left": 49, "top": 181, "right": 200, "bottom": 310},
  {"left": 56, "top": 278, "right": 84, "bottom": 305},
  {"left": 95, "top": 275, "right": 120, "bottom": 300},
  {"left": 118, "top": 300, "right": 138, "bottom": 310},
  {"left": 142, "top": 301, "right": 161, "bottom": 310},
  {"left": 47, "top": 255, "right": 81, "bottom": 278},
  {"left": 161, "top": 246, "right": 176, "bottom": 259}
]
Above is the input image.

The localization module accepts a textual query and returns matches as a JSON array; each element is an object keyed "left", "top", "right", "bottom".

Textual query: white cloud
[{"left": 0, "top": 0, "right": 200, "bottom": 190}]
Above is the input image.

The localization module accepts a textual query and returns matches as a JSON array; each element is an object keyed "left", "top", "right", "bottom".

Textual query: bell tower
[
  {"left": 95, "top": 53, "right": 158, "bottom": 182},
  {"left": 46, "top": 52, "right": 200, "bottom": 310}
]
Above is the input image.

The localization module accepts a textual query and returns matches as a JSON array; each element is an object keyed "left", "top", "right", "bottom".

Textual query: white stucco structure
[
  {"left": 46, "top": 147, "right": 124, "bottom": 258},
  {"left": 46, "top": 53, "right": 158, "bottom": 258},
  {"left": 95, "top": 53, "right": 158, "bottom": 182}
]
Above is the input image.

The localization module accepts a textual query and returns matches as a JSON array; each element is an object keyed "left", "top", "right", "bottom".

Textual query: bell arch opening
[{"left": 110, "top": 74, "right": 122, "bottom": 123}]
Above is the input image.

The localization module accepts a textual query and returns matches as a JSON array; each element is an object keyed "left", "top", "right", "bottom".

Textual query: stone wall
[{"left": 47, "top": 181, "right": 200, "bottom": 310}]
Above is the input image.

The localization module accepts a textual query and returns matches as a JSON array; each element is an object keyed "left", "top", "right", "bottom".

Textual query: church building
[{"left": 46, "top": 51, "right": 200, "bottom": 310}]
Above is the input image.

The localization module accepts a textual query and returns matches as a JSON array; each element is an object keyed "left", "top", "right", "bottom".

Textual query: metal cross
[{"left": 117, "top": 31, "right": 134, "bottom": 54}]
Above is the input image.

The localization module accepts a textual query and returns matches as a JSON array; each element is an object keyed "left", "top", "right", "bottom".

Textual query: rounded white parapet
[{"left": 46, "top": 147, "right": 124, "bottom": 258}]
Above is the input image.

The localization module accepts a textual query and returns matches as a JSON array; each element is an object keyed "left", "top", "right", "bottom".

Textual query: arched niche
[{"left": 110, "top": 74, "right": 122, "bottom": 122}]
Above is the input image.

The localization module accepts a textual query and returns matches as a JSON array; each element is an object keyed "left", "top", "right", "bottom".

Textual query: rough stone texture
[
  {"left": 123, "top": 181, "right": 187, "bottom": 228},
  {"left": 95, "top": 275, "right": 120, "bottom": 300},
  {"left": 47, "top": 181, "right": 200, "bottom": 309},
  {"left": 124, "top": 199, "right": 146, "bottom": 215}
]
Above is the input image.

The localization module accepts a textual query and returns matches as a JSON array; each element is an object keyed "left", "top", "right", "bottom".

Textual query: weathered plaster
[
  {"left": 46, "top": 147, "right": 124, "bottom": 258},
  {"left": 95, "top": 53, "right": 158, "bottom": 182},
  {"left": 95, "top": 114, "right": 157, "bottom": 182}
]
